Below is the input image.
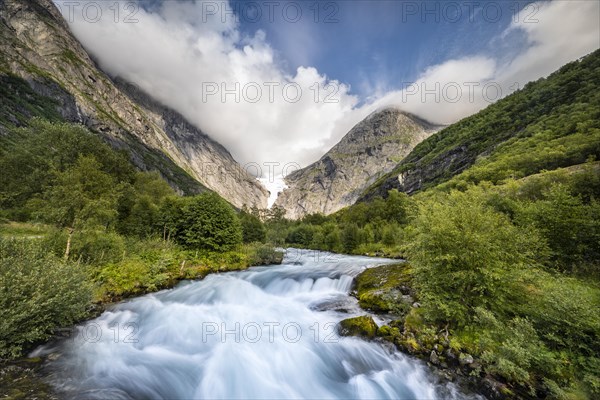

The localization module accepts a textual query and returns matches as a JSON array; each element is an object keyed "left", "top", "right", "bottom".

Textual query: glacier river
[{"left": 35, "top": 249, "right": 475, "bottom": 399}]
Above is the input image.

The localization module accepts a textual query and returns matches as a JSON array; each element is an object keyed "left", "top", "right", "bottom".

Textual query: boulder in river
[{"left": 338, "top": 316, "right": 378, "bottom": 339}]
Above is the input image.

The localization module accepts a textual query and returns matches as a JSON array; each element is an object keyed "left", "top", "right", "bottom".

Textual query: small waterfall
[{"left": 35, "top": 249, "right": 475, "bottom": 399}]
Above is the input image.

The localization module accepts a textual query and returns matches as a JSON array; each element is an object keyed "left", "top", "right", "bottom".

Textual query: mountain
[
  {"left": 361, "top": 49, "right": 600, "bottom": 201},
  {"left": 0, "top": 0, "right": 268, "bottom": 208},
  {"left": 274, "top": 108, "right": 439, "bottom": 219}
]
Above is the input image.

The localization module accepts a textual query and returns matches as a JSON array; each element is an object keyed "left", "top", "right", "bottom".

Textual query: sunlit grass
[{"left": 0, "top": 221, "right": 52, "bottom": 239}]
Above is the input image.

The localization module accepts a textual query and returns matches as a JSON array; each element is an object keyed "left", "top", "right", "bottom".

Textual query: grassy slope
[{"left": 361, "top": 49, "right": 600, "bottom": 199}]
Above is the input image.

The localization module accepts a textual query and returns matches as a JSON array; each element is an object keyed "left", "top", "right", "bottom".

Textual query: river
[{"left": 34, "top": 249, "right": 476, "bottom": 399}]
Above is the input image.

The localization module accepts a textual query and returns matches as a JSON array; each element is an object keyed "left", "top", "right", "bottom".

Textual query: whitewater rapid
[{"left": 35, "top": 249, "right": 473, "bottom": 399}]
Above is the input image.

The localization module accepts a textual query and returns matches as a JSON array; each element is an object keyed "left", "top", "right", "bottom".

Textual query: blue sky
[
  {"left": 231, "top": 0, "right": 532, "bottom": 99},
  {"left": 64, "top": 0, "right": 599, "bottom": 171}
]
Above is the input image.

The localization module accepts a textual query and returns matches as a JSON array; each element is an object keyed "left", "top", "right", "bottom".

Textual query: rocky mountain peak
[
  {"left": 0, "top": 0, "right": 268, "bottom": 208},
  {"left": 274, "top": 108, "right": 440, "bottom": 219}
]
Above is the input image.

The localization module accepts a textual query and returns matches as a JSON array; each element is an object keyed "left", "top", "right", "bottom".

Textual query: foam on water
[{"left": 36, "top": 249, "right": 473, "bottom": 399}]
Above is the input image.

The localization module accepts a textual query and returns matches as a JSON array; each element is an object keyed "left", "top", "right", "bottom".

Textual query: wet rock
[
  {"left": 469, "top": 360, "right": 482, "bottom": 370},
  {"left": 0, "top": 360, "right": 58, "bottom": 399},
  {"left": 459, "top": 352, "right": 474, "bottom": 366},
  {"left": 429, "top": 350, "right": 440, "bottom": 365},
  {"left": 445, "top": 348, "right": 457, "bottom": 360},
  {"left": 481, "top": 376, "right": 513, "bottom": 400},
  {"left": 433, "top": 369, "right": 455, "bottom": 382},
  {"left": 338, "top": 316, "right": 378, "bottom": 339},
  {"left": 398, "top": 285, "right": 411, "bottom": 295},
  {"left": 310, "top": 298, "right": 353, "bottom": 313}
]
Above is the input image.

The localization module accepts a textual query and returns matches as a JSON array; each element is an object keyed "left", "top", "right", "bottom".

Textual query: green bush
[
  {"left": 249, "top": 244, "right": 284, "bottom": 265},
  {"left": 0, "top": 238, "right": 92, "bottom": 359},
  {"left": 341, "top": 223, "right": 360, "bottom": 253},
  {"left": 240, "top": 209, "right": 267, "bottom": 243},
  {"left": 286, "top": 224, "right": 315, "bottom": 247},
  {"left": 517, "top": 184, "right": 600, "bottom": 274},
  {"left": 406, "top": 187, "right": 547, "bottom": 327},
  {"left": 177, "top": 193, "right": 243, "bottom": 251},
  {"left": 96, "top": 256, "right": 174, "bottom": 299},
  {"left": 40, "top": 229, "right": 126, "bottom": 265},
  {"left": 117, "top": 172, "right": 175, "bottom": 237},
  {"left": 70, "top": 230, "right": 126, "bottom": 265}
]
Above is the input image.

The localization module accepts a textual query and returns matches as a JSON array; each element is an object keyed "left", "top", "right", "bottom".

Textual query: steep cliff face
[
  {"left": 0, "top": 0, "right": 268, "bottom": 208},
  {"left": 274, "top": 109, "right": 439, "bottom": 219}
]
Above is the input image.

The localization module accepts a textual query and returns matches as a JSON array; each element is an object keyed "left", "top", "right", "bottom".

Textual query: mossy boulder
[
  {"left": 338, "top": 316, "right": 378, "bottom": 339},
  {"left": 354, "top": 263, "right": 414, "bottom": 315}
]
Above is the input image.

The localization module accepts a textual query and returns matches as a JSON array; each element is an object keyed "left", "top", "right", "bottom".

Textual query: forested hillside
[
  {"left": 362, "top": 49, "right": 600, "bottom": 200},
  {"left": 266, "top": 49, "right": 600, "bottom": 399}
]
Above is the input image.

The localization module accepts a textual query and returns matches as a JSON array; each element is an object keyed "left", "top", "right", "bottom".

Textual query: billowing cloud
[
  {"left": 56, "top": 0, "right": 358, "bottom": 174},
  {"left": 372, "top": 0, "right": 600, "bottom": 124},
  {"left": 56, "top": 0, "right": 599, "bottom": 179}
]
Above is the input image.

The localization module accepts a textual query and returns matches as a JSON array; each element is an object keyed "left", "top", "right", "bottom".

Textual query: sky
[{"left": 55, "top": 0, "right": 600, "bottom": 184}]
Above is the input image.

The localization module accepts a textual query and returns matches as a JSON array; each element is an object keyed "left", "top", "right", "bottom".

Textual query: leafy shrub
[
  {"left": 240, "top": 209, "right": 267, "bottom": 243},
  {"left": 96, "top": 256, "right": 175, "bottom": 300},
  {"left": 70, "top": 230, "right": 126, "bottom": 265},
  {"left": 517, "top": 184, "right": 600, "bottom": 274},
  {"left": 176, "top": 193, "right": 243, "bottom": 251},
  {"left": 0, "top": 238, "right": 92, "bottom": 359},
  {"left": 406, "top": 188, "right": 546, "bottom": 327},
  {"left": 40, "top": 229, "right": 126, "bottom": 265},
  {"left": 117, "top": 172, "right": 175, "bottom": 237},
  {"left": 286, "top": 224, "right": 315, "bottom": 247},
  {"left": 249, "top": 244, "right": 284, "bottom": 265}
]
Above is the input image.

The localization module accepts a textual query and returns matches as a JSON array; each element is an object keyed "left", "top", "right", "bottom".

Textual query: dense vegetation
[
  {"left": 0, "top": 239, "right": 92, "bottom": 358},
  {"left": 266, "top": 189, "right": 412, "bottom": 257},
  {"left": 1, "top": 44, "right": 598, "bottom": 400},
  {"left": 267, "top": 49, "right": 600, "bottom": 399},
  {"left": 0, "top": 120, "right": 280, "bottom": 359},
  {"left": 276, "top": 162, "right": 600, "bottom": 398},
  {"left": 362, "top": 48, "right": 600, "bottom": 198}
]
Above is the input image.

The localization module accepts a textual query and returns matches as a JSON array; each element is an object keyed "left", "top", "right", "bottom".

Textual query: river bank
[
  {"left": 7, "top": 250, "right": 478, "bottom": 400},
  {"left": 0, "top": 243, "right": 284, "bottom": 400},
  {"left": 338, "top": 262, "right": 527, "bottom": 399}
]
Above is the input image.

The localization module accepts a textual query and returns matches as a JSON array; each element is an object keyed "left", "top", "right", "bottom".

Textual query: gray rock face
[
  {"left": 359, "top": 143, "right": 472, "bottom": 202},
  {"left": 0, "top": 0, "right": 268, "bottom": 208},
  {"left": 274, "top": 108, "right": 439, "bottom": 219}
]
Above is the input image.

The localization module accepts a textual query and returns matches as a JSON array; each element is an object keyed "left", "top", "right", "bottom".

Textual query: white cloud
[
  {"left": 372, "top": 0, "right": 600, "bottom": 125},
  {"left": 56, "top": 0, "right": 599, "bottom": 177},
  {"left": 373, "top": 56, "right": 497, "bottom": 125},
  {"left": 57, "top": 0, "right": 359, "bottom": 175},
  {"left": 497, "top": 0, "right": 600, "bottom": 87}
]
